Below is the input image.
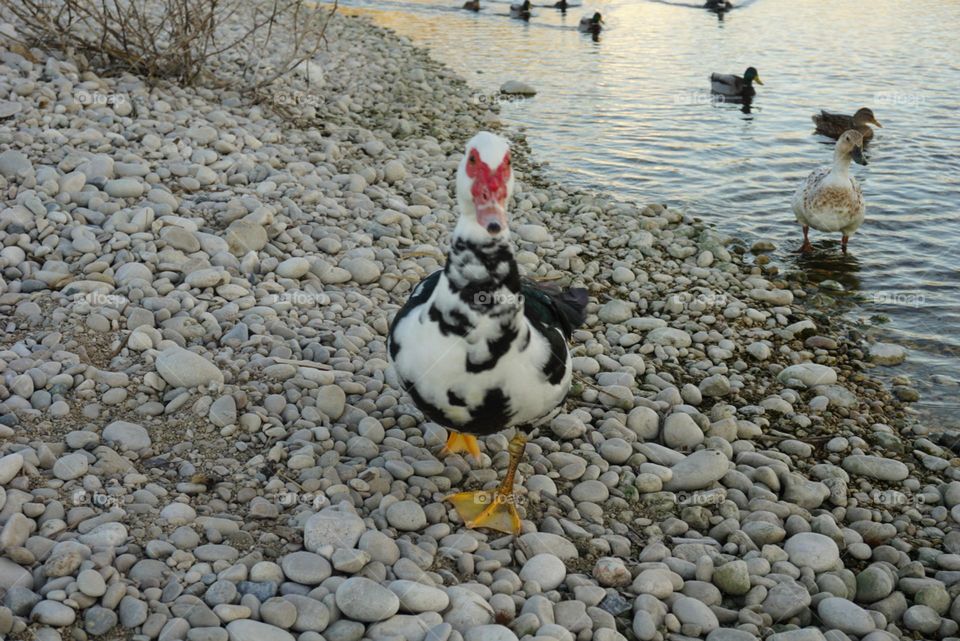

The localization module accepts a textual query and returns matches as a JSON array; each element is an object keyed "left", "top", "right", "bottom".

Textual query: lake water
[{"left": 335, "top": 0, "right": 960, "bottom": 428}]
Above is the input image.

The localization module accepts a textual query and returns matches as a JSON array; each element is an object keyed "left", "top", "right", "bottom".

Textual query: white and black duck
[{"left": 388, "top": 131, "right": 587, "bottom": 534}]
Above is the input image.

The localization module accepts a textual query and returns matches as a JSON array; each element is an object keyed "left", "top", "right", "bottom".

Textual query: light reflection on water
[{"left": 337, "top": 0, "right": 960, "bottom": 427}]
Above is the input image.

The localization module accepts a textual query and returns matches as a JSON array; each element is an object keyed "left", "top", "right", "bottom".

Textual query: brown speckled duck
[{"left": 792, "top": 130, "right": 868, "bottom": 254}]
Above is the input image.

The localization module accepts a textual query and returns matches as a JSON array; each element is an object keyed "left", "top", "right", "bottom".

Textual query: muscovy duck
[
  {"left": 388, "top": 132, "right": 588, "bottom": 534},
  {"left": 792, "top": 129, "right": 867, "bottom": 254},
  {"left": 812, "top": 107, "right": 882, "bottom": 141}
]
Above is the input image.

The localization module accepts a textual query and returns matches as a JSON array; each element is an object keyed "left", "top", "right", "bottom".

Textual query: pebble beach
[{"left": 0, "top": 9, "right": 958, "bottom": 641}]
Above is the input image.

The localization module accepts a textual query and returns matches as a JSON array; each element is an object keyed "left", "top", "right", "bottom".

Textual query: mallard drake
[
  {"left": 710, "top": 67, "right": 762, "bottom": 100},
  {"left": 812, "top": 107, "right": 882, "bottom": 141},
  {"left": 388, "top": 132, "right": 588, "bottom": 534},
  {"left": 510, "top": 0, "right": 531, "bottom": 19},
  {"left": 579, "top": 12, "right": 603, "bottom": 33},
  {"left": 553, "top": 0, "right": 568, "bottom": 9},
  {"left": 792, "top": 130, "right": 867, "bottom": 253}
]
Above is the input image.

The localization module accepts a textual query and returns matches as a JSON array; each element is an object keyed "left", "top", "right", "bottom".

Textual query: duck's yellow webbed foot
[
  {"left": 441, "top": 432, "right": 481, "bottom": 460},
  {"left": 445, "top": 433, "right": 526, "bottom": 535}
]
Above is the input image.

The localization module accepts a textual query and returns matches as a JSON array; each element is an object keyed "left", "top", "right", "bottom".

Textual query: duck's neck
[
  {"left": 830, "top": 151, "right": 852, "bottom": 179},
  {"left": 444, "top": 225, "right": 522, "bottom": 318}
]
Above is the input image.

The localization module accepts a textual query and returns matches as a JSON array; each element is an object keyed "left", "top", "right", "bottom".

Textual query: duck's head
[
  {"left": 744, "top": 67, "right": 763, "bottom": 86},
  {"left": 456, "top": 131, "right": 515, "bottom": 241},
  {"left": 837, "top": 130, "right": 867, "bottom": 165},
  {"left": 523, "top": 0, "right": 531, "bottom": 10},
  {"left": 853, "top": 107, "right": 882, "bottom": 128},
  {"left": 591, "top": 12, "right": 603, "bottom": 24}
]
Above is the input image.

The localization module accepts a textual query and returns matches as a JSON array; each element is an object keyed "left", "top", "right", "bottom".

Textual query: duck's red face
[{"left": 466, "top": 147, "right": 511, "bottom": 235}]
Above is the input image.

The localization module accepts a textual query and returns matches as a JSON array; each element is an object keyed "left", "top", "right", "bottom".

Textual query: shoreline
[{"left": 0, "top": 10, "right": 955, "bottom": 641}]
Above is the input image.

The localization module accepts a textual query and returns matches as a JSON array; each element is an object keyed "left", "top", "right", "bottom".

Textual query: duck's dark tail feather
[{"left": 521, "top": 278, "right": 589, "bottom": 339}]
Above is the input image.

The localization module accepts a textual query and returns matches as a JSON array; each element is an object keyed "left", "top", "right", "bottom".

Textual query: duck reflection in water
[{"left": 794, "top": 245, "right": 863, "bottom": 297}]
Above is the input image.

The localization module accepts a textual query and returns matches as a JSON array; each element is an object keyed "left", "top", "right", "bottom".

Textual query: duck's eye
[{"left": 469, "top": 153, "right": 477, "bottom": 164}]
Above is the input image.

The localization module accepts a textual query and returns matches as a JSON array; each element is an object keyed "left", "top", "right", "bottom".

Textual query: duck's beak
[
  {"left": 852, "top": 146, "right": 867, "bottom": 166},
  {"left": 476, "top": 201, "right": 508, "bottom": 235},
  {"left": 869, "top": 117, "right": 883, "bottom": 128},
  {"left": 753, "top": 75, "right": 764, "bottom": 85}
]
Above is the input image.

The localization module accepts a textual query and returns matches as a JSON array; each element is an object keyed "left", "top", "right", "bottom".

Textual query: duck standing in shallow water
[
  {"left": 710, "top": 67, "right": 762, "bottom": 101},
  {"left": 510, "top": 0, "right": 531, "bottom": 19},
  {"left": 792, "top": 130, "right": 868, "bottom": 254},
  {"left": 813, "top": 107, "right": 882, "bottom": 141},
  {"left": 579, "top": 12, "right": 603, "bottom": 34},
  {"left": 463, "top": 0, "right": 480, "bottom": 10},
  {"left": 388, "top": 132, "right": 588, "bottom": 534}
]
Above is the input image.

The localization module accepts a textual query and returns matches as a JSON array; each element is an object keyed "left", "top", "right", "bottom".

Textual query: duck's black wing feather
[
  {"left": 388, "top": 270, "right": 442, "bottom": 360},
  {"left": 520, "top": 278, "right": 589, "bottom": 340}
]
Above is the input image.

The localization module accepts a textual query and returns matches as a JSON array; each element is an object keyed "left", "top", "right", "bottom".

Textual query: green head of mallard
[
  {"left": 853, "top": 107, "right": 883, "bottom": 128},
  {"left": 591, "top": 11, "right": 603, "bottom": 23},
  {"left": 744, "top": 67, "right": 763, "bottom": 86}
]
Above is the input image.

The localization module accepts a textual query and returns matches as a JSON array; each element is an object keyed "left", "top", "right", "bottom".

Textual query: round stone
[
  {"left": 663, "top": 413, "right": 704, "bottom": 450},
  {"left": 226, "top": 620, "right": 295, "bottom": 641},
  {"left": 632, "top": 569, "right": 674, "bottom": 599},
  {"left": 712, "top": 560, "right": 750, "bottom": 596},
  {"left": 385, "top": 500, "right": 427, "bottom": 531},
  {"left": 280, "top": 552, "right": 332, "bottom": 585},
  {"left": 335, "top": 577, "right": 400, "bottom": 622},
  {"left": 817, "top": 597, "right": 877, "bottom": 636},
  {"left": 77, "top": 569, "right": 107, "bottom": 597},
  {"left": 672, "top": 595, "right": 719, "bottom": 634},
  {"left": 593, "top": 557, "right": 631, "bottom": 587},
  {"left": 388, "top": 580, "right": 449, "bottom": 612},
  {"left": 902, "top": 604, "right": 940, "bottom": 634},
  {"left": 784, "top": 532, "right": 840, "bottom": 573},
  {"left": 571, "top": 480, "right": 609, "bottom": 503},
  {"left": 519, "top": 554, "right": 567, "bottom": 591},
  {"left": 155, "top": 347, "right": 224, "bottom": 388}
]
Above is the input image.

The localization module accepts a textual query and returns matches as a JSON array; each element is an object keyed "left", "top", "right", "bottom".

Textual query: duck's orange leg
[
  {"left": 445, "top": 433, "right": 526, "bottom": 535},
  {"left": 441, "top": 432, "right": 481, "bottom": 460}
]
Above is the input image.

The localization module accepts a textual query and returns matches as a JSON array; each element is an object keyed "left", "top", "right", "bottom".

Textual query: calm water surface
[{"left": 336, "top": 0, "right": 960, "bottom": 427}]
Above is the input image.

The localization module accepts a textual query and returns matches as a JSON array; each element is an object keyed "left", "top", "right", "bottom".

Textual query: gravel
[{"left": 0, "top": 6, "right": 939, "bottom": 641}]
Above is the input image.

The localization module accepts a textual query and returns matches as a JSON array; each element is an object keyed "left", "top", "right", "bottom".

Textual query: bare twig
[{"left": 0, "top": 0, "right": 335, "bottom": 89}]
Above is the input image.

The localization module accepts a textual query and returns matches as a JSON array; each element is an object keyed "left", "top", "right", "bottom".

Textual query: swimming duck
[
  {"left": 388, "top": 132, "right": 588, "bottom": 534},
  {"left": 553, "top": 0, "right": 568, "bottom": 9},
  {"left": 792, "top": 130, "right": 867, "bottom": 254},
  {"left": 579, "top": 12, "right": 603, "bottom": 33},
  {"left": 704, "top": 0, "right": 732, "bottom": 10},
  {"left": 510, "top": 0, "right": 531, "bottom": 19},
  {"left": 812, "top": 107, "right": 882, "bottom": 141},
  {"left": 463, "top": 0, "right": 480, "bottom": 10},
  {"left": 710, "top": 67, "right": 762, "bottom": 100}
]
